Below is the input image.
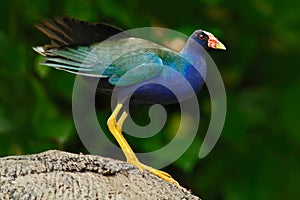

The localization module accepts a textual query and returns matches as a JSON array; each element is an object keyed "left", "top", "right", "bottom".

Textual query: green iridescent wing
[{"left": 108, "top": 50, "right": 164, "bottom": 86}]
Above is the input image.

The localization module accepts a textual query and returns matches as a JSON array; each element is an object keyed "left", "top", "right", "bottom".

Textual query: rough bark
[{"left": 0, "top": 150, "right": 201, "bottom": 200}]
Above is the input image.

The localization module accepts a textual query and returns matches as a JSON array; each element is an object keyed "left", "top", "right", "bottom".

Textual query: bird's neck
[
  {"left": 177, "top": 37, "right": 207, "bottom": 93},
  {"left": 179, "top": 37, "right": 207, "bottom": 80},
  {"left": 179, "top": 38, "right": 206, "bottom": 64}
]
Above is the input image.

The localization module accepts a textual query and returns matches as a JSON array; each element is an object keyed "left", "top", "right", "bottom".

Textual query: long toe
[
  {"left": 140, "top": 163, "right": 180, "bottom": 186},
  {"left": 128, "top": 159, "right": 180, "bottom": 186}
]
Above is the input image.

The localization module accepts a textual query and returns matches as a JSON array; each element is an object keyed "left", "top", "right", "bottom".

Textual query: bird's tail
[
  {"left": 33, "top": 46, "right": 109, "bottom": 77},
  {"left": 33, "top": 16, "right": 126, "bottom": 77}
]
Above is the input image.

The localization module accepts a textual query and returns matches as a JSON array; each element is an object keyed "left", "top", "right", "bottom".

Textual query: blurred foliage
[{"left": 0, "top": 0, "right": 300, "bottom": 199}]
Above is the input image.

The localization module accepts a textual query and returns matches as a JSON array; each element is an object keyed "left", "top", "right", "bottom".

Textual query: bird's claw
[{"left": 128, "top": 159, "right": 180, "bottom": 186}]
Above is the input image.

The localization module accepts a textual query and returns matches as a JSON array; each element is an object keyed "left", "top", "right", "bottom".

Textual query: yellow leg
[
  {"left": 116, "top": 111, "right": 128, "bottom": 133},
  {"left": 107, "top": 103, "right": 179, "bottom": 186},
  {"left": 107, "top": 104, "right": 139, "bottom": 162}
]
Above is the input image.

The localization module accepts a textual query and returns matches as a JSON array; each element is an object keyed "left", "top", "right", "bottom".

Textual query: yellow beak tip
[{"left": 216, "top": 43, "right": 226, "bottom": 50}]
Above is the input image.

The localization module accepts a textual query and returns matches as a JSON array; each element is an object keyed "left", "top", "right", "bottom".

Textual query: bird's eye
[{"left": 198, "top": 34, "right": 205, "bottom": 40}]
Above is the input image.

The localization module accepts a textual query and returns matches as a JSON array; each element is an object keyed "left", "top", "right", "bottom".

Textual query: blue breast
[{"left": 127, "top": 62, "right": 205, "bottom": 105}]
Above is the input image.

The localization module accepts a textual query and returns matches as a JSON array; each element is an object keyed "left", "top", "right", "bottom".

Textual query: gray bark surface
[{"left": 0, "top": 150, "right": 201, "bottom": 200}]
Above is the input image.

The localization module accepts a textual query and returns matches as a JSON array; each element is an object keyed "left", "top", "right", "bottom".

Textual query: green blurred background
[{"left": 1, "top": 0, "right": 299, "bottom": 199}]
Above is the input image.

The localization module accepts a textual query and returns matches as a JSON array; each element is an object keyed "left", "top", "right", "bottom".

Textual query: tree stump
[{"left": 0, "top": 150, "right": 201, "bottom": 199}]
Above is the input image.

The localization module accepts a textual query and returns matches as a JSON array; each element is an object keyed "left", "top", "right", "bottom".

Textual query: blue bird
[{"left": 33, "top": 16, "right": 226, "bottom": 186}]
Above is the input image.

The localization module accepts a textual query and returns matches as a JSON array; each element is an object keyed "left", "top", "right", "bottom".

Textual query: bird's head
[{"left": 191, "top": 30, "right": 226, "bottom": 51}]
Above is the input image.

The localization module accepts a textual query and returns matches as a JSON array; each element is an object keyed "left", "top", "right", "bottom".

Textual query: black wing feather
[{"left": 35, "top": 16, "right": 127, "bottom": 48}]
